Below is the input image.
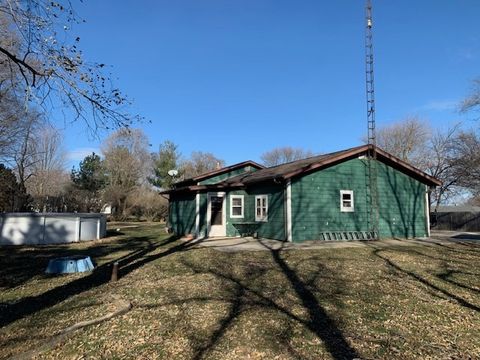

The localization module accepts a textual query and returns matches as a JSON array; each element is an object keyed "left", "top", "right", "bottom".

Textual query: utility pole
[{"left": 365, "top": 0, "right": 379, "bottom": 239}]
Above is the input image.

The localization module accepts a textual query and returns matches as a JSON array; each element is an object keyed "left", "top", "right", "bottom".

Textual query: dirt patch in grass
[{"left": 1, "top": 224, "right": 479, "bottom": 359}]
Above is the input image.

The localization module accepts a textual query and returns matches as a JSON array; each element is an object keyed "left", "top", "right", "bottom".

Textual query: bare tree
[
  {"left": 461, "top": 78, "right": 480, "bottom": 116},
  {"left": 0, "top": 12, "right": 23, "bottom": 99},
  {"left": 448, "top": 130, "right": 480, "bottom": 191},
  {"left": 372, "top": 118, "right": 466, "bottom": 209},
  {"left": 181, "top": 151, "right": 225, "bottom": 179},
  {"left": 29, "top": 125, "right": 66, "bottom": 171},
  {"left": 0, "top": 96, "right": 29, "bottom": 159},
  {"left": 24, "top": 124, "right": 69, "bottom": 211},
  {"left": 260, "top": 146, "right": 314, "bottom": 167},
  {"left": 423, "top": 125, "right": 463, "bottom": 211},
  {"left": 0, "top": 1, "right": 139, "bottom": 132},
  {"left": 1, "top": 110, "right": 39, "bottom": 179},
  {"left": 0, "top": 110, "right": 44, "bottom": 210},
  {"left": 126, "top": 186, "right": 168, "bottom": 221},
  {"left": 102, "top": 128, "right": 151, "bottom": 219},
  {"left": 374, "top": 116, "right": 431, "bottom": 166}
]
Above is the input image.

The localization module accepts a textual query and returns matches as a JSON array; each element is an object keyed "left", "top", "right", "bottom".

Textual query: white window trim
[
  {"left": 230, "top": 195, "right": 244, "bottom": 219},
  {"left": 255, "top": 195, "right": 268, "bottom": 222},
  {"left": 340, "top": 190, "right": 354, "bottom": 212}
]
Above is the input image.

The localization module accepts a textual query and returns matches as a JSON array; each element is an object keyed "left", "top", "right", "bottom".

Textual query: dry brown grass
[{"left": 0, "top": 224, "right": 479, "bottom": 359}]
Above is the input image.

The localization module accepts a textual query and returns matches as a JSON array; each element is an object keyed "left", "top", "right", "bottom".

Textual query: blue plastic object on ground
[{"left": 45, "top": 256, "right": 95, "bottom": 274}]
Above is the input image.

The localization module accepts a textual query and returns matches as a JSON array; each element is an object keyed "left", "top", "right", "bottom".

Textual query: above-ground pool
[{"left": 0, "top": 213, "right": 107, "bottom": 246}]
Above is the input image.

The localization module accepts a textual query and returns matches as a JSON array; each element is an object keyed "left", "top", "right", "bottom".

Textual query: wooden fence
[{"left": 430, "top": 211, "right": 480, "bottom": 231}]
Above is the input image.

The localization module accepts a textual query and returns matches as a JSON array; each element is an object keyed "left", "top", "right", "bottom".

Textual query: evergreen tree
[
  {"left": 0, "top": 164, "right": 20, "bottom": 212},
  {"left": 71, "top": 153, "right": 106, "bottom": 192},
  {"left": 149, "top": 141, "right": 183, "bottom": 190},
  {"left": 70, "top": 153, "right": 106, "bottom": 212}
]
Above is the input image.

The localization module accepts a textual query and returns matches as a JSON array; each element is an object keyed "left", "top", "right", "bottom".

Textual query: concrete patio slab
[{"left": 180, "top": 231, "right": 480, "bottom": 252}]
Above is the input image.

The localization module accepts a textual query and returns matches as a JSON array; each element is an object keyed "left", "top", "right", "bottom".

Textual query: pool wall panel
[{"left": 0, "top": 213, "right": 107, "bottom": 245}]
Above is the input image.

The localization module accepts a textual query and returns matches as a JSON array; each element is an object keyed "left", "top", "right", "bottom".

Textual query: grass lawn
[{"left": 0, "top": 223, "right": 479, "bottom": 359}]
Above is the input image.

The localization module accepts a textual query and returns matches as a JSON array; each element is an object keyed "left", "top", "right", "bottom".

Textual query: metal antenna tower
[
  {"left": 365, "top": 0, "right": 376, "bottom": 147},
  {"left": 365, "top": 0, "right": 379, "bottom": 239}
]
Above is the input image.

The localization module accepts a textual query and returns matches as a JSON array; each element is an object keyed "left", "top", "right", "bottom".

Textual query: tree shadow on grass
[
  {"left": 0, "top": 233, "right": 161, "bottom": 290},
  {"left": 436, "top": 269, "right": 480, "bottom": 294},
  {"left": 267, "top": 245, "right": 359, "bottom": 360},
  {"left": 368, "top": 245, "right": 480, "bottom": 313},
  {"left": 420, "top": 239, "right": 480, "bottom": 254},
  {"left": 0, "top": 235, "right": 200, "bottom": 328},
  {"left": 374, "top": 241, "right": 480, "bottom": 295},
  {"left": 391, "top": 245, "right": 478, "bottom": 265},
  {"left": 179, "top": 244, "right": 359, "bottom": 360},
  {"left": 451, "top": 234, "right": 480, "bottom": 241},
  {"left": 192, "top": 278, "right": 247, "bottom": 360}
]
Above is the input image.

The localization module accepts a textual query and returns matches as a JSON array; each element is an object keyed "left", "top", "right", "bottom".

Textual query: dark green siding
[
  {"left": 171, "top": 186, "right": 285, "bottom": 240},
  {"left": 199, "top": 166, "right": 259, "bottom": 185},
  {"left": 249, "top": 184, "right": 286, "bottom": 240},
  {"left": 291, "top": 159, "right": 427, "bottom": 241},
  {"left": 169, "top": 193, "right": 196, "bottom": 236},
  {"left": 170, "top": 158, "right": 428, "bottom": 241},
  {"left": 226, "top": 184, "right": 285, "bottom": 240},
  {"left": 377, "top": 162, "right": 427, "bottom": 239},
  {"left": 199, "top": 193, "right": 208, "bottom": 237}
]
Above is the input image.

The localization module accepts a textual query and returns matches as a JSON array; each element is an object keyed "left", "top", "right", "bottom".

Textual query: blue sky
[{"left": 62, "top": 0, "right": 480, "bottom": 168}]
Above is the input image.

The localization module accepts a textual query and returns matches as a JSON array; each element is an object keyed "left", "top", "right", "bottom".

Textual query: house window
[
  {"left": 340, "top": 190, "right": 354, "bottom": 212},
  {"left": 230, "top": 195, "right": 244, "bottom": 218},
  {"left": 255, "top": 195, "right": 268, "bottom": 222}
]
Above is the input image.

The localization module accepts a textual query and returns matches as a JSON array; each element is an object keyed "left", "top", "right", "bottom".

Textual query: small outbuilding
[{"left": 163, "top": 145, "right": 441, "bottom": 242}]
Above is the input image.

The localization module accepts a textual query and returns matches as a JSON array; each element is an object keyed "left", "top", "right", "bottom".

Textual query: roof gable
[
  {"left": 163, "top": 145, "right": 441, "bottom": 194},
  {"left": 173, "top": 160, "right": 264, "bottom": 188},
  {"left": 222, "top": 145, "right": 441, "bottom": 187}
]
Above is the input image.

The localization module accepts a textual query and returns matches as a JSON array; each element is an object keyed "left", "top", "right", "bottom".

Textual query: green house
[{"left": 164, "top": 145, "right": 441, "bottom": 242}]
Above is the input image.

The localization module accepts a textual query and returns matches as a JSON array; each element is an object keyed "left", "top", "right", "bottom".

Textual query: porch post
[
  {"left": 195, "top": 192, "right": 200, "bottom": 237},
  {"left": 425, "top": 185, "right": 431, "bottom": 237},
  {"left": 286, "top": 180, "right": 292, "bottom": 242}
]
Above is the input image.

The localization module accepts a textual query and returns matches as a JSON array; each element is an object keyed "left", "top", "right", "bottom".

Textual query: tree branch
[{"left": 0, "top": 46, "right": 45, "bottom": 86}]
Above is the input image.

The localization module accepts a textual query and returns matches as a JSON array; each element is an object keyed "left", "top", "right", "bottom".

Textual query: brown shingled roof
[
  {"left": 162, "top": 145, "right": 441, "bottom": 194},
  {"left": 173, "top": 160, "right": 264, "bottom": 188},
  {"left": 226, "top": 144, "right": 440, "bottom": 186},
  {"left": 223, "top": 146, "right": 361, "bottom": 185}
]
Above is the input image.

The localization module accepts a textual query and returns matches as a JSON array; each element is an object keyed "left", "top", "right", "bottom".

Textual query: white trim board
[
  {"left": 425, "top": 185, "right": 430, "bottom": 237},
  {"left": 195, "top": 192, "right": 200, "bottom": 237},
  {"left": 286, "top": 180, "right": 292, "bottom": 242}
]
